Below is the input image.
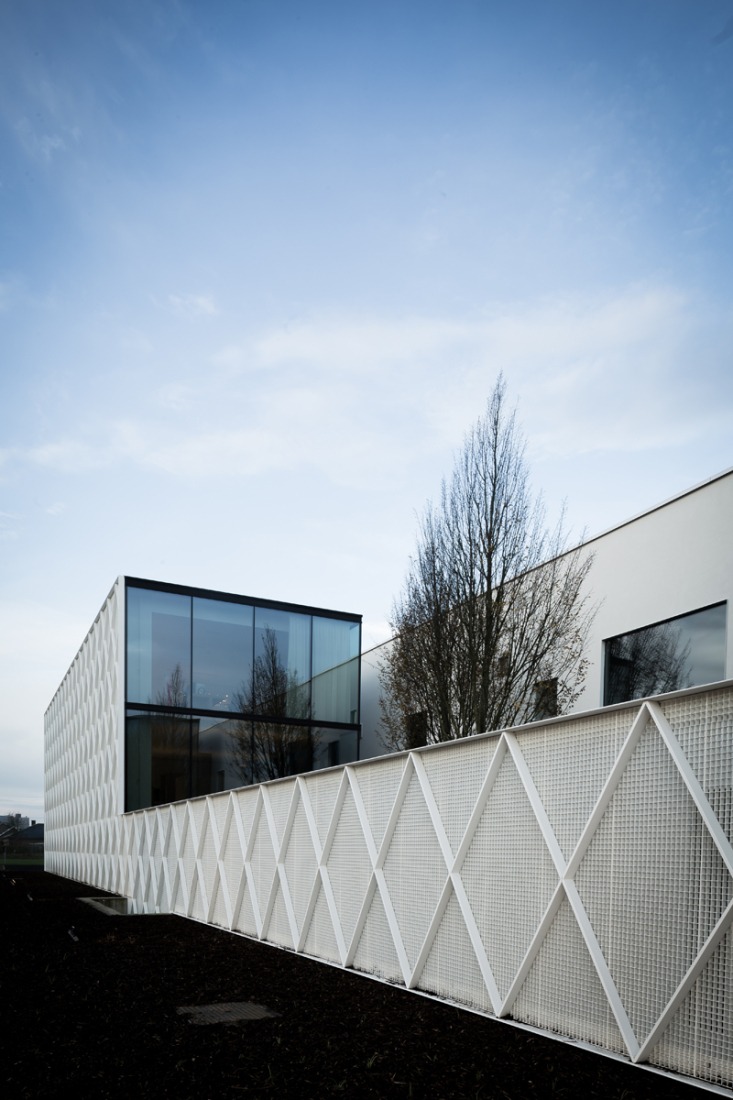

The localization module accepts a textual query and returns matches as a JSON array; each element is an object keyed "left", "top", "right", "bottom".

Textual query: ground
[{"left": 1, "top": 870, "right": 705, "bottom": 1099}]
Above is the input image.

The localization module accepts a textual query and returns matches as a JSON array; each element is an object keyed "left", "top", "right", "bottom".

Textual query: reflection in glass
[
  {"left": 311, "top": 618, "right": 360, "bottom": 723},
  {"left": 231, "top": 627, "right": 314, "bottom": 781},
  {"left": 315, "top": 728, "right": 359, "bottom": 769},
  {"left": 604, "top": 603, "right": 726, "bottom": 706},
  {"left": 126, "top": 708, "right": 191, "bottom": 811},
  {"left": 192, "top": 716, "right": 242, "bottom": 797},
  {"left": 124, "top": 581, "right": 361, "bottom": 809},
  {"left": 254, "top": 607, "right": 311, "bottom": 688},
  {"left": 192, "top": 597, "right": 253, "bottom": 711},
  {"left": 127, "top": 587, "right": 191, "bottom": 706}
]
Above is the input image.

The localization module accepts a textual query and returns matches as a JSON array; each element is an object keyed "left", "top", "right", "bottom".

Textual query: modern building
[
  {"left": 359, "top": 467, "right": 733, "bottom": 758},
  {"left": 45, "top": 577, "right": 361, "bottom": 865},
  {"left": 43, "top": 471, "right": 733, "bottom": 1094}
]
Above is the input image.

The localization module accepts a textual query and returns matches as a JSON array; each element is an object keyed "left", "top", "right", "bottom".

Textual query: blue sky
[{"left": 2, "top": 0, "right": 732, "bottom": 820}]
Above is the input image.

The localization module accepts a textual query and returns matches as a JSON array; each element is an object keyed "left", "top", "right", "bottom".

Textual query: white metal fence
[{"left": 49, "top": 680, "right": 733, "bottom": 1092}]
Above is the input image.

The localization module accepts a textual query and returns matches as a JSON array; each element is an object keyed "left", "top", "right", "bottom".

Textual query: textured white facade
[{"left": 45, "top": 577, "right": 124, "bottom": 889}]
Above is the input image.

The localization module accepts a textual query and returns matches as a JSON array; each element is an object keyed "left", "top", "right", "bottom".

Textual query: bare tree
[
  {"left": 230, "top": 627, "right": 314, "bottom": 783},
  {"left": 380, "top": 376, "right": 595, "bottom": 750},
  {"left": 151, "top": 663, "right": 191, "bottom": 803}
]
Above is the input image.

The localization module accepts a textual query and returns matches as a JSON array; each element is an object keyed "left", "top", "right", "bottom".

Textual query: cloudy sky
[{"left": 2, "top": 0, "right": 732, "bottom": 820}]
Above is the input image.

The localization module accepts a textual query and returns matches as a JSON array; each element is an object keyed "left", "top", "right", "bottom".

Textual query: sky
[{"left": 2, "top": 0, "right": 732, "bottom": 821}]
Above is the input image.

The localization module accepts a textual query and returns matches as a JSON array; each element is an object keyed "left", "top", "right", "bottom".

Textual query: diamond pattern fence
[{"left": 46, "top": 648, "right": 733, "bottom": 1091}]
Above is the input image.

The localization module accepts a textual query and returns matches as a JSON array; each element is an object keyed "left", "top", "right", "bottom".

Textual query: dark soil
[{"left": 1, "top": 871, "right": 704, "bottom": 1099}]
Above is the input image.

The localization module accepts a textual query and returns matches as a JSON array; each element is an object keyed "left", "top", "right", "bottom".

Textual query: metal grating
[{"left": 45, "top": 661, "right": 733, "bottom": 1093}]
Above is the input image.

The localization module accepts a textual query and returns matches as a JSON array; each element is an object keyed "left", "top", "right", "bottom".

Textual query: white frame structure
[{"left": 47, "top": 594, "right": 733, "bottom": 1095}]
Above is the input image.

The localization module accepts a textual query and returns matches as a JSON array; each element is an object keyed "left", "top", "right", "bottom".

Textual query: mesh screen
[
  {"left": 283, "top": 793, "right": 319, "bottom": 933},
  {"left": 222, "top": 800, "right": 249, "bottom": 923},
  {"left": 303, "top": 879, "right": 342, "bottom": 964},
  {"left": 198, "top": 804, "right": 218, "bottom": 915},
  {"left": 302, "top": 769, "right": 344, "bottom": 848},
  {"left": 355, "top": 757, "right": 406, "bottom": 851},
  {"left": 663, "top": 689, "right": 733, "bottom": 847},
  {"left": 266, "top": 781, "right": 296, "bottom": 848},
  {"left": 418, "top": 888, "right": 494, "bottom": 1014},
  {"left": 249, "top": 804, "right": 276, "bottom": 915},
  {"left": 513, "top": 894, "right": 626, "bottom": 1053},
  {"left": 576, "top": 717, "right": 733, "bottom": 1045},
  {"left": 460, "top": 749, "right": 558, "bottom": 1001},
  {"left": 325, "top": 784, "right": 374, "bottom": 948},
  {"left": 235, "top": 786, "right": 259, "bottom": 843},
  {"left": 382, "top": 767, "right": 448, "bottom": 971},
  {"left": 650, "top": 923, "right": 733, "bottom": 1088},
  {"left": 232, "top": 874, "right": 257, "bottom": 937},
  {"left": 421, "top": 738, "right": 497, "bottom": 858},
  {"left": 351, "top": 887, "right": 403, "bottom": 983},
  {"left": 517, "top": 712, "right": 631, "bottom": 860},
  {"left": 211, "top": 872, "right": 229, "bottom": 929},
  {"left": 266, "top": 879, "right": 293, "bottom": 947},
  {"left": 48, "top": 672, "right": 733, "bottom": 1091}
]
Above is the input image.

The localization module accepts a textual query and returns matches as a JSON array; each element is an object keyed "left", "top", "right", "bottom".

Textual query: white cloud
[
  {"left": 0, "top": 511, "right": 18, "bottom": 542},
  {"left": 14, "top": 117, "right": 67, "bottom": 161},
  {"left": 247, "top": 285, "right": 725, "bottom": 466},
  {"left": 164, "top": 292, "right": 219, "bottom": 317},
  {"left": 255, "top": 316, "right": 470, "bottom": 371},
  {"left": 156, "top": 383, "right": 199, "bottom": 413},
  {"left": 4, "top": 283, "right": 730, "bottom": 492},
  {"left": 26, "top": 439, "right": 104, "bottom": 473}
]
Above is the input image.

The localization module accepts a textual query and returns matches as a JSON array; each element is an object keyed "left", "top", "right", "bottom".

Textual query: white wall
[
  {"left": 359, "top": 642, "right": 390, "bottom": 760},
  {"left": 359, "top": 469, "right": 733, "bottom": 755},
  {"left": 576, "top": 469, "right": 733, "bottom": 710}
]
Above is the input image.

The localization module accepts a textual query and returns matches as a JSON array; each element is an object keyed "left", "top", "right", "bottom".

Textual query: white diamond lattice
[{"left": 45, "top": 655, "right": 733, "bottom": 1093}]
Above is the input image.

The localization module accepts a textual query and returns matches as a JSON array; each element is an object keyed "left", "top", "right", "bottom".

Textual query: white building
[
  {"left": 359, "top": 467, "right": 733, "bottom": 759},
  {"left": 43, "top": 468, "right": 733, "bottom": 1094}
]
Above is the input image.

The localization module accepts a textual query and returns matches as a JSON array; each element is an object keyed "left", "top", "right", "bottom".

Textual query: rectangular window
[
  {"left": 192, "top": 597, "right": 253, "bottom": 711},
  {"left": 311, "top": 617, "right": 360, "bottom": 724},
  {"left": 533, "top": 679, "right": 558, "bottom": 721},
  {"left": 125, "top": 710, "right": 192, "bottom": 811},
  {"left": 124, "top": 579, "right": 361, "bottom": 809},
  {"left": 127, "top": 587, "right": 192, "bottom": 708},
  {"left": 603, "top": 603, "right": 726, "bottom": 706}
]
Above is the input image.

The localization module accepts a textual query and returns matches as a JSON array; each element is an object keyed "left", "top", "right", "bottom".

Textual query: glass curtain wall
[{"left": 125, "top": 580, "right": 361, "bottom": 810}]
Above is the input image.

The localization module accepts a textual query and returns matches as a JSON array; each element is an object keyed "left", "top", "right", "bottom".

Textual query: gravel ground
[{"left": 1, "top": 870, "right": 705, "bottom": 1099}]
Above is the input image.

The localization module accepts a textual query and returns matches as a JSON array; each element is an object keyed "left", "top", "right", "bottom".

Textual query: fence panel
[{"left": 118, "top": 686, "right": 733, "bottom": 1092}]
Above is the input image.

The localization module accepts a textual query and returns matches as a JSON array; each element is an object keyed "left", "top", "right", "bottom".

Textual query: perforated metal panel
[
  {"left": 44, "top": 578, "right": 123, "bottom": 892},
  {"left": 45, "top": 665, "right": 733, "bottom": 1093}
]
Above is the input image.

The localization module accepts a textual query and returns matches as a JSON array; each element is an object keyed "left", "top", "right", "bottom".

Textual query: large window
[
  {"left": 124, "top": 580, "right": 361, "bottom": 810},
  {"left": 192, "top": 597, "right": 253, "bottom": 711},
  {"left": 603, "top": 603, "right": 726, "bottom": 706}
]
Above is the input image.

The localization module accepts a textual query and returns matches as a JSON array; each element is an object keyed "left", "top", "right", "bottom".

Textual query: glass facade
[
  {"left": 125, "top": 579, "right": 361, "bottom": 810},
  {"left": 603, "top": 602, "right": 727, "bottom": 706}
]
